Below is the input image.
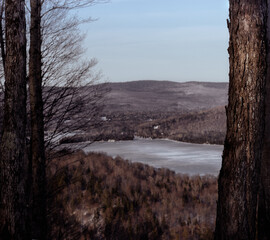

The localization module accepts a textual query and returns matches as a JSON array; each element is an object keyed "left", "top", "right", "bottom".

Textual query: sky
[{"left": 80, "top": 0, "right": 229, "bottom": 83}]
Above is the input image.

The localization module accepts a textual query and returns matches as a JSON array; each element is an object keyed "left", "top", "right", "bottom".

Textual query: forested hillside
[
  {"left": 48, "top": 151, "right": 217, "bottom": 240},
  {"left": 59, "top": 81, "right": 227, "bottom": 145}
]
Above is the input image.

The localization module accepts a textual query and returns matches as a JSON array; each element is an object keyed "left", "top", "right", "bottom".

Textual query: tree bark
[
  {"left": 258, "top": 1, "right": 270, "bottom": 239},
  {"left": 215, "top": 1, "right": 267, "bottom": 239},
  {"left": 0, "top": 0, "right": 29, "bottom": 239},
  {"left": 29, "top": 0, "right": 47, "bottom": 239},
  {"left": 0, "top": 1, "right": 5, "bottom": 71}
]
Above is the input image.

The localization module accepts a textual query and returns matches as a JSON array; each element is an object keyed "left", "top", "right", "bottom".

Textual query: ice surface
[{"left": 84, "top": 138, "right": 223, "bottom": 176}]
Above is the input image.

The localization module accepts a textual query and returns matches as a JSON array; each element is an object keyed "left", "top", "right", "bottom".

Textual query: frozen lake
[{"left": 83, "top": 138, "right": 223, "bottom": 176}]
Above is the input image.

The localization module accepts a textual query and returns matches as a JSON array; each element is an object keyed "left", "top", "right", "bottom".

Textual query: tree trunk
[
  {"left": 0, "top": 1, "right": 5, "bottom": 71},
  {"left": 215, "top": 1, "right": 267, "bottom": 239},
  {"left": 258, "top": 1, "right": 270, "bottom": 239},
  {"left": 0, "top": 0, "right": 29, "bottom": 239},
  {"left": 29, "top": 0, "right": 47, "bottom": 239}
]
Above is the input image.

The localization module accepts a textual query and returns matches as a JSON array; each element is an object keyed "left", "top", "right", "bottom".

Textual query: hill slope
[
  {"left": 137, "top": 106, "right": 226, "bottom": 144},
  {"left": 104, "top": 80, "right": 228, "bottom": 113},
  {"left": 60, "top": 81, "right": 228, "bottom": 145},
  {"left": 48, "top": 151, "right": 217, "bottom": 240}
]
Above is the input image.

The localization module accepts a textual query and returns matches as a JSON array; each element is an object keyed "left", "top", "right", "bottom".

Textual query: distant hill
[
  {"left": 137, "top": 106, "right": 226, "bottom": 144},
  {"left": 104, "top": 80, "right": 228, "bottom": 113},
  {"left": 60, "top": 80, "right": 228, "bottom": 145}
]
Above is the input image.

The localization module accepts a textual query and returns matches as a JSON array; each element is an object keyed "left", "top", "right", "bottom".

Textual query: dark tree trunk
[
  {"left": 0, "top": 0, "right": 29, "bottom": 239},
  {"left": 215, "top": 1, "right": 267, "bottom": 239},
  {"left": 258, "top": 2, "right": 270, "bottom": 239},
  {"left": 29, "top": 0, "right": 47, "bottom": 239},
  {"left": 0, "top": 2, "right": 5, "bottom": 71}
]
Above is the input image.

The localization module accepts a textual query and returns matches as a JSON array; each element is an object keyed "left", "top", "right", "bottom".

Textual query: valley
[{"left": 60, "top": 80, "right": 228, "bottom": 145}]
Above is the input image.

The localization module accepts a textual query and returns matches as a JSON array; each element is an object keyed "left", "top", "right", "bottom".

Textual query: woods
[
  {"left": 0, "top": 0, "right": 104, "bottom": 239},
  {"left": 0, "top": 0, "right": 270, "bottom": 239}
]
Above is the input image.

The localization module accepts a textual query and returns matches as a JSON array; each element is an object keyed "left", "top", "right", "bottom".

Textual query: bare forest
[{"left": 0, "top": 1, "right": 270, "bottom": 240}]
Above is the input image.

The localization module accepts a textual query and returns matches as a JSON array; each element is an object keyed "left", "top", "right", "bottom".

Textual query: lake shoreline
[
  {"left": 60, "top": 133, "right": 224, "bottom": 147},
  {"left": 80, "top": 138, "right": 223, "bottom": 176}
]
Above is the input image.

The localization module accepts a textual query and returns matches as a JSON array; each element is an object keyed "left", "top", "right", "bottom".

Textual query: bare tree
[
  {"left": 0, "top": 0, "right": 107, "bottom": 146},
  {"left": 215, "top": 1, "right": 267, "bottom": 239},
  {"left": 29, "top": 0, "right": 107, "bottom": 237},
  {"left": 0, "top": 0, "right": 107, "bottom": 238},
  {"left": 0, "top": 0, "right": 29, "bottom": 238},
  {"left": 39, "top": 1, "right": 107, "bottom": 154},
  {"left": 29, "top": 0, "right": 47, "bottom": 238}
]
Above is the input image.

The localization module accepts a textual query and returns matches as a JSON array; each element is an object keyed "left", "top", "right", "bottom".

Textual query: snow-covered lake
[{"left": 83, "top": 138, "right": 223, "bottom": 176}]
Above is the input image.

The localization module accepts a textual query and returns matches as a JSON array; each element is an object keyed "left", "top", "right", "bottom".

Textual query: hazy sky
[{"left": 81, "top": 0, "right": 229, "bottom": 83}]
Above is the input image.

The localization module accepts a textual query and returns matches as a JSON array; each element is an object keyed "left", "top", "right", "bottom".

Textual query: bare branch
[{"left": 41, "top": 0, "right": 109, "bottom": 17}]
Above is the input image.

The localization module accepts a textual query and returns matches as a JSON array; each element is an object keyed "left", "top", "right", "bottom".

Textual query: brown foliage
[
  {"left": 47, "top": 151, "right": 217, "bottom": 240},
  {"left": 137, "top": 107, "right": 226, "bottom": 145},
  {"left": 59, "top": 106, "right": 226, "bottom": 145}
]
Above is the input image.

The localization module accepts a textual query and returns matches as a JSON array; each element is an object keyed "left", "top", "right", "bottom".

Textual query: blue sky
[{"left": 81, "top": 0, "right": 229, "bottom": 82}]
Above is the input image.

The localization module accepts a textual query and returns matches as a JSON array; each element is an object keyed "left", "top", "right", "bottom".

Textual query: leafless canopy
[{"left": 0, "top": 0, "right": 109, "bottom": 151}]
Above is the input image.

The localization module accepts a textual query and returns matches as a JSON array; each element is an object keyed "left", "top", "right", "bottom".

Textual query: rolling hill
[
  {"left": 61, "top": 80, "right": 228, "bottom": 145},
  {"left": 103, "top": 80, "right": 228, "bottom": 113}
]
